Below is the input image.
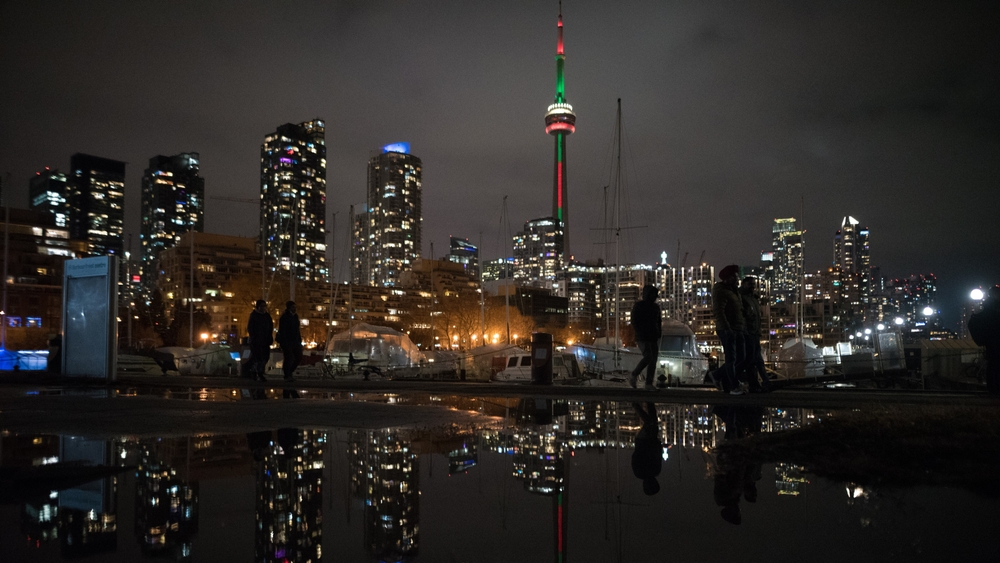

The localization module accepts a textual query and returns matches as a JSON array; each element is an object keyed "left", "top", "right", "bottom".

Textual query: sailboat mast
[
  {"left": 502, "top": 196, "right": 511, "bottom": 345},
  {"left": 614, "top": 99, "right": 622, "bottom": 365}
]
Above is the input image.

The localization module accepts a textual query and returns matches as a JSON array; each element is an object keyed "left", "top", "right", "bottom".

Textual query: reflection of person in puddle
[
  {"left": 631, "top": 402, "right": 663, "bottom": 495},
  {"left": 712, "top": 406, "right": 764, "bottom": 525}
]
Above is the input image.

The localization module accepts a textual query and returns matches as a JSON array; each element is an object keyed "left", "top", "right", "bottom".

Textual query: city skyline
[{"left": 1, "top": 1, "right": 996, "bottom": 322}]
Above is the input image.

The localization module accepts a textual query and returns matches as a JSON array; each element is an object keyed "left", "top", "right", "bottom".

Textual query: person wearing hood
[
  {"left": 247, "top": 299, "right": 274, "bottom": 382},
  {"left": 712, "top": 265, "right": 746, "bottom": 395},
  {"left": 629, "top": 284, "right": 663, "bottom": 389}
]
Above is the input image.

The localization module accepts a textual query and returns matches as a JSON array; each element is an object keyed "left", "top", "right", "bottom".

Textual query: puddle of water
[{"left": 1, "top": 400, "right": 997, "bottom": 562}]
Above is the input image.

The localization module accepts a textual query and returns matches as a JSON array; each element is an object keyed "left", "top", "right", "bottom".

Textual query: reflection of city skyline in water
[{"left": 2, "top": 399, "right": 997, "bottom": 561}]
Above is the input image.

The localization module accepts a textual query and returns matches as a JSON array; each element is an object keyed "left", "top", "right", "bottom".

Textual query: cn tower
[{"left": 544, "top": 1, "right": 576, "bottom": 258}]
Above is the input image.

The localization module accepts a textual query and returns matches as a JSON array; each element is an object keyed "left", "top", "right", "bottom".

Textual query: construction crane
[
  {"left": 680, "top": 252, "right": 689, "bottom": 269},
  {"left": 698, "top": 250, "right": 706, "bottom": 266}
]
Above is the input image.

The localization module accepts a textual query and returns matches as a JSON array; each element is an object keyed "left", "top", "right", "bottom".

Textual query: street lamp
[
  {"left": 864, "top": 328, "right": 872, "bottom": 335},
  {"left": 971, "top": 288, "right": 985, "bottom": 301},
  {"left": 922, "top": 306, "right": 935, "bottom": 316},
  {"left": 200, "top": 332, "right": 209, "bottom": 343},
  {"left": 877, "top": 323, "right": 885, "bottom": 331},
  {"left": 894, "top": 317, "right": 904, "bottom": 326}
]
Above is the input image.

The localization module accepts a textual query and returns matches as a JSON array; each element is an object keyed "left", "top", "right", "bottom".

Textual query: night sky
[{"left": 2, "top": 0, "right": 997, "bottom": 326}]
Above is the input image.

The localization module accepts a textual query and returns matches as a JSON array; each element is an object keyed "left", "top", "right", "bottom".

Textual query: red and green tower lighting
[{"left": 545, "top": 2, "right": 576, "bottom": 257}]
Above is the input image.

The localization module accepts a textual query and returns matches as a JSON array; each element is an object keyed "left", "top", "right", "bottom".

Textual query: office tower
[
  {"left": 29, "top": 167, "right": 70, "bottom": 227},
  {"left": 260, "top": 119, "right": 327, "bottom": 283},
  {"left": 69, "top": 153, "right": 126, "bottom": 256},
  {"left": 140, "top": 153, "right": 204, "bottom": 291},
  {"left": 767, "top": 218, "right": 803, "bottom": 304},
  {"left": 656, "top": 263, "right": 716, "bottom": 339},
  {"left": 834, "top": 216, "right": 872, "bottom": 323},
  {"left": 352, "top": 143, "right": 422, "bottom": 287},
  {"left": 446, "top": 236, "right": 479, "bottom": 281},
  {"left": 544, "top": 4, "right": 575, "bottom": 258},
  {"left": 512, "top": 217, "right": 564, "bottom": 289}
]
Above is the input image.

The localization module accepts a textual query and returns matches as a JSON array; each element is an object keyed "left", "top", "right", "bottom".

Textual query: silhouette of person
[
  {"left": 740, "top": 276, "right": 771, "bottom": 392},
  {"left": 711, "top": 265, "right": 746, "bottom": 394},
  {"left": 277, "top": 301, "right": 302, "bottom": 382},
  {"left": 629, "top": 284, "right": 663, "bottom": 389},
  {"left": 247, "top": 299, "right": 273, "bottom": 382},
  {"left": 631, "top": 402, "right": 663, "bottom": 495},
  {"left": 969, "top": 284, "right": 1000, "bottom": 395}
]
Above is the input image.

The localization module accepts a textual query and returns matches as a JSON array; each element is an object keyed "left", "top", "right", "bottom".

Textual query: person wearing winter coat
[
  {"left": 246, "top": 299, "right": 274, "bottom": 381},
  {"left": 629, "top": 284, "right": 663, "bottom": 389},
  {"left": 712, "top": 265, "right": 746, "bottom": 394},
  {"left": 740, "top": 276, "right": 770, "bottom": 392},
  {"left": 276, "top": 301, "right": 303, "bottom": 382}
]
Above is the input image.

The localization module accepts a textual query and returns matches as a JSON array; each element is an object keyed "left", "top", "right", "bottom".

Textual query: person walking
[
  {"left": 969, "top": 284, "right": 1000, "bottom": 395},
  {"left": 247, "top": 299, "right": 274, "bottom": 382},
  {"left": 629, "top": 284, "right": 662, "bottom": 389},
  {"left": 740, "top": 276, "right": 771, "bottom": 392},
  {"left": 277, "top": 301, "right": 303, "bottom": 382},
  {"left": 712, "top": 265, "right": 746, "bottom": 394}
]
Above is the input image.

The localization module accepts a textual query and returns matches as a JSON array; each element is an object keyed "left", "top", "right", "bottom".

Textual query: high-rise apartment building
[
  {"left": 834, "top": 215, "right": 872, "bottom": 324},
  {"left": 69, "top": 153, "right": 126, "bottom": 256},
  {"left": 765, "top": 218, "right": 803, "bottom": 305},
  {"left": 260, "top": 119, "right": 327, "bottom": 283},
  {"left": 446, "top": 236, "right": 479, "bottom": 281},
  {"left": 140, "top": 153, "right": 204, "bottom": 291},
  {"left": 29, "top": 168, "right": 70, "bottom": 227},
  {"left": 513, "top": 217, "right": 564, "bottom": 289},
  {"left": 352, "top": 144, "right": 422, "bottom": 287},
  {"left": 656, "top": 264, "right": 716, "bottom": 339}
]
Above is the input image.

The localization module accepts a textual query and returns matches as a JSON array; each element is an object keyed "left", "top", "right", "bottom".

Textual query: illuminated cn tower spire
[{"left": 545, "top": 0, "right": 576, "bottom": 259}]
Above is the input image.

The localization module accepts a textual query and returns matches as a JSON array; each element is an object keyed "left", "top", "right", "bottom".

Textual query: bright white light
[
  {"left": 877, "top": 323, "right": 885, "bottom": 331},
  {"left": 855, "top": 332, "right": 863, "bottom": 337},
  {"left": 971, "top": 288, "right": 985, "bottom": 301},
  {"left": 894, "top": 317, "right": 904, "bottom": 326},
  {"left": 922, "top": 306, "right": 934, "bottom": 316},
  {"left": 864, "top": 328, "right": 872, "bottom": 335}
]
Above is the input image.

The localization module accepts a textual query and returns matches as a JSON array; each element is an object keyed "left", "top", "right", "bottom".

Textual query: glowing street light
[
  {"left": 894, "top": 317, "right": 904, "bottom": 326},
  {"left": 200, "top": 332, "right": 209, "bottom": 342},
  {"left": 876, "top": 323, "right": 885, "bottom": 331},
  {"left": 864, "top": 328, "right": 872, "bottom": 335},
  {"left": 971, "top": 288, "right": 985, "bottom": 301},
  {"left": 922, "top": 306, "right": 935, "bottom": 316}
]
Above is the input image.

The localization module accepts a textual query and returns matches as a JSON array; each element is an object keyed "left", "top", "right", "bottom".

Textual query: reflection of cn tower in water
[{"left": 545, "top": 2, "right": 576, "bottom": 257}]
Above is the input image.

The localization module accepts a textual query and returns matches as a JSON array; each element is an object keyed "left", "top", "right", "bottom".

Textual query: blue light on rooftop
[{"left": 382, "top": 143, "right": 410, "bottom": 154}]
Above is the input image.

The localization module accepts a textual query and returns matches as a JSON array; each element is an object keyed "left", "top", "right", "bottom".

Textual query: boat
[{"left": 490, "top": 352, "right": 580, "bottom": 383}]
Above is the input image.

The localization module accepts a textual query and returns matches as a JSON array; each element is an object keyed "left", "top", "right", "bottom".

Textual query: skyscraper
[
  {"left": 513, "top": 217, "right": 564, "bottom": 288},
  {"left": 446, "top": 236, "right": 479, "bottom": 281},
  {"left": 767, "top": 218, "right": 803, "bottom": 304},
  {"left": 28, "top": 167, "right": 70, "bottom": 227},
  {"left": 260, "top": 119, "right": 327, "bottom": 283},
  {"left": 69, "top": 153, "right": 126, "bottom": 256},
  {"left": 352, "top": 144, "right": 422, "bottom": 287},
  {"left": 544, "top": 3, "right": 575, "bottom": 259},
  {"left": 140, "top": 153, "right": 204, "bottom": 290},
  {"left": 834, "top": 215, "right": 872, "bottom": 323}
]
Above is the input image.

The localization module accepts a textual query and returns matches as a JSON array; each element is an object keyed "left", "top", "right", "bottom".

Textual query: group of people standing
[
  {"left": 710, "top": 265, "right": 771, "bottom": 395},
  {"left": 628, "top": 265, "right": 771, "bottom": 395},
  {"left": 245, "top": 299, "right": 302, "bottom": 382}
]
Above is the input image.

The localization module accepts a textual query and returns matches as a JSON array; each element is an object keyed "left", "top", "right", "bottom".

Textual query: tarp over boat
[{"left": 325, "top": 323, "right": 425, "bottom": 368}]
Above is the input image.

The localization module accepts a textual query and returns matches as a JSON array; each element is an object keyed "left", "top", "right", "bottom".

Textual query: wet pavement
[{"left": 1, "top": 383, "right": 999, "bottom": 561}]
